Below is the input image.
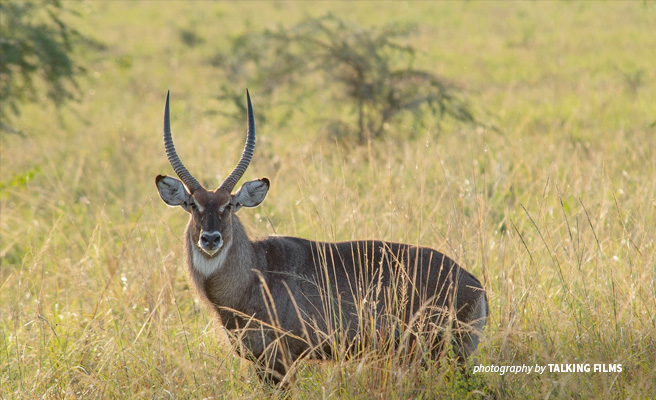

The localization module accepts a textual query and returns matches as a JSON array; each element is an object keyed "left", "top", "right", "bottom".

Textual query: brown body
[{"left": 156, "top": 91, "right": 487, "bottom": 385}]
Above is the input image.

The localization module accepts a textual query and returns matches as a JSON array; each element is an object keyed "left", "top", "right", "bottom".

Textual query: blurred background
[{"left": 1, "top": 1, "right": 654, "bottom": 398}]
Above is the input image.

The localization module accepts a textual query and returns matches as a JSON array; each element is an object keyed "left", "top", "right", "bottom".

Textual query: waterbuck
[{"left": 155, "top": 90, "right": 487, "bottom": 385}]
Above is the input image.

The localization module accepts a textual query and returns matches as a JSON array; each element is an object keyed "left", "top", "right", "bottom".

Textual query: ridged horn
[
  {"left": 163, "top": 91, "right": 202, "bottom": 193},
  {"left": 219, "top": 89, "right": 255, "bottom": 192}
]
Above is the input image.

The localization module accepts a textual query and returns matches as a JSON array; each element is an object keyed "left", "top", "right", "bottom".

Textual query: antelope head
[{"left": 155, "top": 90, "right": 270, "bottom": 257}]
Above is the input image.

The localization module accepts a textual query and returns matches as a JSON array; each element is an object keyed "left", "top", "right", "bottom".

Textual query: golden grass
[{"left": 1, "top": 1, "right": 655, "bottom": 398}]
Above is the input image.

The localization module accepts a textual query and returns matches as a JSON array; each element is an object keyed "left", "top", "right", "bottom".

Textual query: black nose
[{"left": 200, "top": 231, "right": 222, "bottom": 249}]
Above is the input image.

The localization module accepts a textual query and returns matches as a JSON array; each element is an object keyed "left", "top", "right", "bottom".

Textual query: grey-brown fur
[
  {"left": 155, "top": 91, "right": 487, "bottom": 385},
  {"left": 184, "top": 217, "right": 487, "bottom": 384}
]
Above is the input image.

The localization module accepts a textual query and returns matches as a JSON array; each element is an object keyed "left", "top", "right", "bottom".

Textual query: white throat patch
[{"left": 191, "top": 241, "right": 230, "bottom": 277}]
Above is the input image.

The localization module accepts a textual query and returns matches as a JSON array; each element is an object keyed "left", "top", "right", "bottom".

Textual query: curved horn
[
  {"left": 219, "top": 89, "right": 255, "bottom": 192},
  {"left": 163, "top": 91, "right": 202, "bottom": 193}
]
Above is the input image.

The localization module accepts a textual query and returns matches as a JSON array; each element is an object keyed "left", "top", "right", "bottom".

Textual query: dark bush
[
  {"left": 214, "top": 14, "right": 477, "bottom": 144},
  {"left": 0, "top": 0, "right": 96, "bottom": 133}
]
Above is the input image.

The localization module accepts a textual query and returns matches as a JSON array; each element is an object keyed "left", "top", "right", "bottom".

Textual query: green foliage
[
  {"left": 0, "top": 0, "right": 95, "bottom": 132},
  {"left": 214, "top": 14, "right": 477, "bottom": 143},
  {"left": 0, "top": 165, "right": 41, "bottom": 199}
]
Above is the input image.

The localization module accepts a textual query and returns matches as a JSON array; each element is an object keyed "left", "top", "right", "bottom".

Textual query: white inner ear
[
  {"left": 233, "top": 179, "right": 269, "bottom": 209},
  {"left": 157, "top": 176, "right": 191, "bottom": 208}
]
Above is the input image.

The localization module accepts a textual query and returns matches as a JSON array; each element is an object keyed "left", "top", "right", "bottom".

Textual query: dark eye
[{"left": 189, "top": 202, "right": 197, "bottom": 210}]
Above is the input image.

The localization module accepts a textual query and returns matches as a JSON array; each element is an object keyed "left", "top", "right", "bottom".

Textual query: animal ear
[
  {"left": 232, "top": 178, "right": 270, "bottom": 211},
  {"left": 156, "top": 175, "right": 192, "bottom": 212}
]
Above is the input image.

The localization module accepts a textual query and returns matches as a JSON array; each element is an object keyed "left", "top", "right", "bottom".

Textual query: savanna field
[{"left": 1, "top": 2, "right": 655, "bottom": 399}]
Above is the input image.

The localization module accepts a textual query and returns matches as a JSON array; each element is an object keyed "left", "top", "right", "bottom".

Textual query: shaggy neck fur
[
  {"left": 190, "top": 237, "right": 232, "bottom": 277},
  {"left": 185, "top": 216, "right": 259, "bottom": 311}
]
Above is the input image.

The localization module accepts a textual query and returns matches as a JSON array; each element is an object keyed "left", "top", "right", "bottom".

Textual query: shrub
[
  {"left": 213, "top": 14, "right": 477, "bottom": 144},
  {"left": 0, "top": 0, "right": 96, "bottom": 133}
]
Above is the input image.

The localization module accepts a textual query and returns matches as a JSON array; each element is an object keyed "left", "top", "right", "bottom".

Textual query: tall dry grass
[{"left": 1, "top": 1, "right": 655, "bottom": 398}]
